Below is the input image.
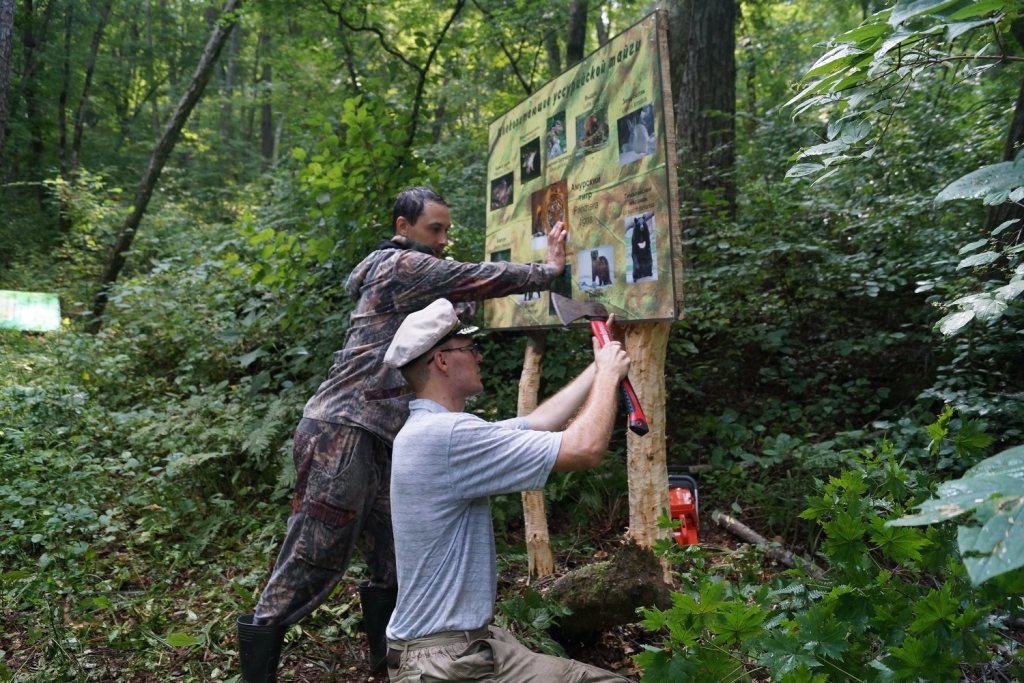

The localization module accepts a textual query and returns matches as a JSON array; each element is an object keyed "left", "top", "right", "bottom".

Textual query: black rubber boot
[
  {"left": 237, "top": 614, "right": 288, "bottom": 683},
  {"left": 359, "top": 583, "right": 398, "bottom": 673}
]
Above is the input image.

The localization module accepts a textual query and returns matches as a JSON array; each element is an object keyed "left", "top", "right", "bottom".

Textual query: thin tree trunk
[
  {"left": 671, "top": 0, "right": 737, "bottom": 221},
  {"left": 543, "top": 30, "right": 560, "bottom": 77},
  {"left": 340, "top": 30, "right": 361, "bottom": 95},
  {"left": 146, "top": 0, "right": 159, "bottom": 131},
  {"left": 57, "top": 0, "right": 72, "bottom": 180},
  {"left": 517, "top": 334, "right": 555, "bottom": 581},
  {"left": 596, "top": 12, "right": 609, "bottom": 46},
  {"left": 87, "top": 0, "right": 244, "bottom": 333},
  {"left": 21, "top": 0, "right": 57, "bottom": 204},
  {"left": 222, "top": 22, "right": 239, "bottom": 140},
  {"left": 272, "top": 107, "right": 284, "bottom": 164},
  {"left": 70, "top": 0, "right": 115, "bottom": 174},
  {"left": 259, "top": 32, "right": 272, "bottom": 163},
  {"left": 0, "top": 0, "right": 19, "bottom": 172},
  {"left": 565, "top": 0, "right": 588, "bottom": 67}
]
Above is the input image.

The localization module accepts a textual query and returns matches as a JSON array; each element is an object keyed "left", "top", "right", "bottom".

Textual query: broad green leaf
[
  {"left": 958, "top": 238, "right": 988, "bottom": 254},
  {"left": 992, "top": 218, "right": 1020, "bottom": 235},
  {"left": 995, "top": 280, "right": 1024, "bottom": 301},
  {"left": 946, "top": 17, "right": 997, "bottom": 40},
  {"left": 889, "top": 0, "right": 964, "bottom": 26},
  {"left": 758, "top": 630, "right": 821, "bottom": 675},
  {"left": 835, "top": 22, "right": 891, "bottom": 46},
  {"left": 937, "top": 309, "right": 974, "bottom": 335},
  {"left": 958, "top": 498, "right": 1024, "bottom": 585},
  {"left": 235, "top": 348, "right": 267, "bottom": 368},
  {"left": 798, "top": 140, "right": 851, "bottom": 159},
  {"left": 841, "top": 119, "right": 872, "bottom": 144},
  {"left": 870, "top": 517, "right": 926, "bottom": 562},
  {"left": 876, "top": 27, "right": 925, "bottom": 58},
  {"left": 956, "top": 251, "right": 1000, "bottom": 269},
  {"left": 291, "top": 147, "right": 306, "bottom": 161},
  {"left": 947, "top": 0, "right": 1015, "bottom": 20},
  {"left": 964, "top": 445, "right": 1024, "bottom": 479},
  {"left": 805, "top": 45, "right": 865, "bottom": 78},
  {"left": 787, "top": 163, "right": 826, "bottom": 179},
  {"left": 710, "top": 601, "right": 766, "bottom": 643},
  {"left": 166, "top": 633, "right": 198, "bottom": 647},
  {"left": 936, "top": 161, "right": 1024, "bottom": 202},
  {"left": 887, "top": 475, "right": 1024, "bottom": 526}
]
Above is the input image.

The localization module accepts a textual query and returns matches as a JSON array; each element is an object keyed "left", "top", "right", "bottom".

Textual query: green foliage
[
  {"left": 636, "top": 417, "right": 1024, "bottom": 683},
  {"left": 495, "top": 588, "right": 573, "bottom": 657},
  {"left": 892, "top": 443, "right": 1024, "bottom": 584}
]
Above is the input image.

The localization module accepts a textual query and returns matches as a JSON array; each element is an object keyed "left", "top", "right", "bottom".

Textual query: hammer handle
[{"left": 589, "top": 319, "right": 649, "bottom": 437}]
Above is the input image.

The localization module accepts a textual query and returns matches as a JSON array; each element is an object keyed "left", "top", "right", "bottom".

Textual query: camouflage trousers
[{"left": 254, "top": 419, "right": 396, "bottom": 626}]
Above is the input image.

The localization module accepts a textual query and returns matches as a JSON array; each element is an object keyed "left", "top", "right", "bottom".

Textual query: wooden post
[
  {"left": 518, "top": 332, "right": 555, "bottom": 580},
  {"left": 624, "top": 322, "right": 673, "bottom": 583}
]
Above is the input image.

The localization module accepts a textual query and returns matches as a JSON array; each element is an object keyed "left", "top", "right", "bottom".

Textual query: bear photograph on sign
[{"left": 625, "top": 211, "right": 657, "bottom": 283}]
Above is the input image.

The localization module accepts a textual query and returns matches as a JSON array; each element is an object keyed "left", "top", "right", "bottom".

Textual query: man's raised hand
[
  {"left": 592, "top": 338, "right": 630, "bottom": 383},
  {"left": 545, "top": 221, "right": 567, "bottom": 275}
]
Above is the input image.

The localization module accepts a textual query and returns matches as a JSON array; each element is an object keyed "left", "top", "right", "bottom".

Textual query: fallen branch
[{"left": 711, "top": 510, "right": 825, "bottom": 580}]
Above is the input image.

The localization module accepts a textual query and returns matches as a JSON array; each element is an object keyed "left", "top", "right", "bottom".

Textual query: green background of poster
[{"left": 484, "top": 11, "right": 679, "bottom": 330}]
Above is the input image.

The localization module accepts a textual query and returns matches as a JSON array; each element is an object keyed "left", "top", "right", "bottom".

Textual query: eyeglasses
[{"left": 430, "top": 342, "right": 480, "bottom": 363}]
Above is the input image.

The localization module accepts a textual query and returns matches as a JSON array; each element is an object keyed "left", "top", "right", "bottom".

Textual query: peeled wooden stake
[{"left": 518, "top": 333, "right": 554, "bottom": 580}]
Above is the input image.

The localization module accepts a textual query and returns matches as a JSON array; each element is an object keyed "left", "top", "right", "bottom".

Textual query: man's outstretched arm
[
  {"left": 526, "top": 314, "right": 624, "bottom": 433},
  {"left": 550, "top": 339, "right": 630, "bottom": 472}
]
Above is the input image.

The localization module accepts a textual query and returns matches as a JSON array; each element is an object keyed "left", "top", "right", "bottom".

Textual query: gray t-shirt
[{"left": 386, "top": 399, "right": 562, "bottom": 641}]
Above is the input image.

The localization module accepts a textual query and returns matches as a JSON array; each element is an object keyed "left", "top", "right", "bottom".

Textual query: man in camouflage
[{"left": 236, "top": 187, "right": 567, "bottom": 683}]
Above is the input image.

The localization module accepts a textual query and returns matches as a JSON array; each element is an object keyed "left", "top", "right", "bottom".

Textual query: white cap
[{"left": 384, "top": 299, "right": 478, "bottom": 368}]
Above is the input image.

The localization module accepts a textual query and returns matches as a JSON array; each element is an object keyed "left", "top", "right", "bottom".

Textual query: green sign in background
[
  {"left": 0, "top": 290, "right": 62, "bottom": 332},
  {"left": 484, "top": 11, "right": 681, "bottom": 330}
]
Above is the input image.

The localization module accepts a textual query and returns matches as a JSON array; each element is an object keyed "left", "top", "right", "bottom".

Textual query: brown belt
[{"left": 386, "top": 625, "right": 490, "bottom": 670}]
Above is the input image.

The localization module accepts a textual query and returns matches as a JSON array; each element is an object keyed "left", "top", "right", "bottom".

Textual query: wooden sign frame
[{"left": 484, "top": 10, "right": 683, "bottom": 330}]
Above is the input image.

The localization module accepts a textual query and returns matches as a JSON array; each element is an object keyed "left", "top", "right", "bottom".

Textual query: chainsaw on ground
[{"left": 668, "top": 466, "right": 699, "bottom": 545}]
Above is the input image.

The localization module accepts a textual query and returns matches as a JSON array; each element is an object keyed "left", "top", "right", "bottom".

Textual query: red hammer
[{"left": 550, "top": 293, "right": 649, "bottom": 436}]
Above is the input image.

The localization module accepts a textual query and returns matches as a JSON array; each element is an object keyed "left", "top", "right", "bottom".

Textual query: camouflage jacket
[{"left": 302, "top": 235, "right": 558, "bottom": 445}]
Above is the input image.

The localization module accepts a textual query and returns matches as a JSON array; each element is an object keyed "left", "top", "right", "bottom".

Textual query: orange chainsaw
[{"left": 668, "top": 466, "right": 699, "bottom": 545}]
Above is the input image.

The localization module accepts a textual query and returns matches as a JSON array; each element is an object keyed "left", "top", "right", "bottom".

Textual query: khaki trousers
[{"left": 386, "top": 625, "right": 628, "bottom": 682}]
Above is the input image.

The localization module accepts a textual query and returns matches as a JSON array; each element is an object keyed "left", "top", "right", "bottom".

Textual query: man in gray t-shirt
[{"left": 381, "top": 298, "right": 630, "bottom": 682}]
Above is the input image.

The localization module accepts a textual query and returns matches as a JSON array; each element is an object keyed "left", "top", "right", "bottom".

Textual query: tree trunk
[
  {"left": 624, "top": 322, "right": 673, "bottom": 583},
  {"left": 543, "top": 30, "right": 561, "bottom": 77},
  {"left": 87, "top": 0, "right": 244, "bottom": 333},
  {"left": 670, "top": 0, "right": 737, "bottom": 221},
  {"left": 596, "top": 13, "right": 609, "bottom": 47},
  {"left": 565, "top": 0, "right": 587, "bottom": 67},
  {"left": 517, "top": 333, "right": 555, "bottom": 581},
  {"left": 57, "top": 0, "right": 72, "bottom": 180},
  {"left": 259, "top": 31, "right": 272, "bottom": 163},
  {"left": 0, "top": 0, "right": 18, "bottom": 173},
  {"left": 21, "top": 0, "right": 57, "bottom": 204},
  {"left": 70, "top": 0, "right": 115, "bottom": 174},
  {"left": 223, "top": 22, "right": 239, "bottom": 140}
]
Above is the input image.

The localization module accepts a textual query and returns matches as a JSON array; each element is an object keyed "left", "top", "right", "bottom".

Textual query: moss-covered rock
[{"left": 547, "top": 540, "right": 671, "bottom": 637}]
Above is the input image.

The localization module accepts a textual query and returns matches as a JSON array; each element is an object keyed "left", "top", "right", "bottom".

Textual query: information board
[
  {"left": 0, "top": 290, "right": 61, "bottom": 332},
  {"left": 484, "top": 10, "right": 682, "bottom": 330}
]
